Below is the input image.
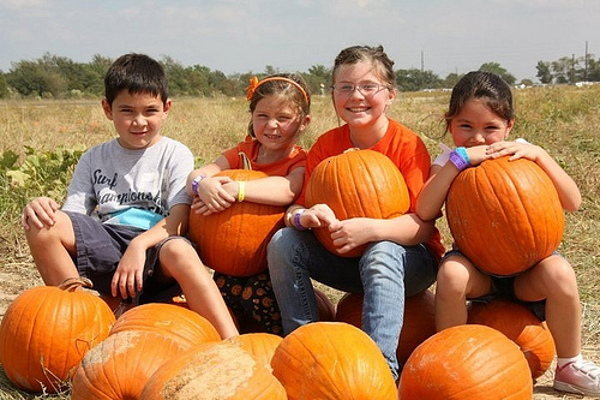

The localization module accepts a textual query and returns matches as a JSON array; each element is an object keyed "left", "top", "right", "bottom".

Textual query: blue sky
[{"left": 0, "top": 0, "right": 598, "bottom": 81}]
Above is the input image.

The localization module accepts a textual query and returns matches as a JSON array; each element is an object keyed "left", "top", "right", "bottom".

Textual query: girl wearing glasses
[{"left": 267, "top": 45, "right": 443, "bottom": 382}]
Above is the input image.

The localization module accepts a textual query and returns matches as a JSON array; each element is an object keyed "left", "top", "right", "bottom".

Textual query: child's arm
[
  {"left": 415, "top": 145, "right": 491, "bottom": 221},
  {"left": 187, "top": 156, "right": 236, "bottom": 214},
  {"left": 111, "top": 203, "right": 189, "bottom": 299},
  {"left": 222, "top": 167, "right": 305, "bottom": 206},
  {"left": 327, "top": 213, "right": 435, "bottom": 255},
  {"left": 487, "top": 141, "right": 581, "bottom": 211}
]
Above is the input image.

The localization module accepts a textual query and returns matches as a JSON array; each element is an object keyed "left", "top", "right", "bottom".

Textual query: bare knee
[
  {"left": 25, "top": 211, "right": 75, "bottom": 252},
  {"left": 527, "top": 255, "right": 579, "bottom": 299},
  {"left": 159, "top": 238, "right": 200, "bottom": 275},
  {"left": 436, "top": 257, "right": 471, "bottom": 299}
]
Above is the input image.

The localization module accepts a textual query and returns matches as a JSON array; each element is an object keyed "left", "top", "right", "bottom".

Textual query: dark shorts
[
  {"left": 66, "top": 211, "right": 182, "bottom": 304},
  {"left": 441, "top": 249, "right": 546, "bottom": 321}
]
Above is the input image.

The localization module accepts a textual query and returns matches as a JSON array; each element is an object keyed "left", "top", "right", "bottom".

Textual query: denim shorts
[
  {"left": 442, "top": 249, "right": 546, "bottom": 321},
  {"left": 66, "top": 211, "right": 182, "bottom": 304}
]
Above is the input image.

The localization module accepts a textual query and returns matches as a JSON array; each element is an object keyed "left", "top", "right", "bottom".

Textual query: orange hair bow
[{"left": 245, "top": 76, "right": 260, "bottom": 101}]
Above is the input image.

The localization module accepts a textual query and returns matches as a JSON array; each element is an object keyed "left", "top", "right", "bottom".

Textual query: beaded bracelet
[
  {"left": 293, "top": 209, "right": 307, "bottom": 231},
  {"left": 449, "top": 147, "right": 470, "bottom": 172}
]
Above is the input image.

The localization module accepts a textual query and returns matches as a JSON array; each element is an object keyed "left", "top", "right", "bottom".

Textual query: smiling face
[
  {"left": 332, "top": 61, "right": 395, "bottom": 133},
  {"left": 251, "top": 94, "right": 310, "bottom": 161},
  {"left": 448, "top": 98, "right": 514, "bottom": 147},
  {"left": 102, "top": 90, "right": 171, "bottom": 150}
]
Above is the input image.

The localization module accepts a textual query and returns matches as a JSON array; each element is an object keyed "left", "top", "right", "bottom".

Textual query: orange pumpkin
[
  {"left": 398, "top": 324, "right": 533, "bottom": 399},
  {"left": 0, "top": 278, "right": 115, "bottom": 393},
  {"left": 71, "top": 330, "right": 190, "bottom": 400},
  {"left": 271, "top": 321, "right": 397, "bottom": 399},
  {"left": 224, "top": 332, "right": 283, "bottom": 371},
  {"left": 468, "top": 299, "right": 555, "bottom": 379},
  {"left": 189, "top": 169, "right": 286, "bottom": 276},
  {"left": 110, "top": 303, "right": 221, "bottom": 344},
  {"left": 446, "top": 157, "right": 564, "bottom": 276},
  {"left": 335, "top": 290, "right": 436, "bottom": 364},
  {"left": 305, "top": 149, "right": 410, "bottom": 258},
  {"left": 140, "top": 341, "right": 287, "bottom": 399}
]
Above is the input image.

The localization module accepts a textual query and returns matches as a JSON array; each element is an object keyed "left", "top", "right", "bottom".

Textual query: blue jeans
[{"left": 267, "top": 227, "right": 438, "bottom": 380}]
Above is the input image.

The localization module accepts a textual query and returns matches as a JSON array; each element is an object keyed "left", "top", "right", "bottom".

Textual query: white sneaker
[{"left": 553, "top": 359, "right": 600, "bottom": 397}]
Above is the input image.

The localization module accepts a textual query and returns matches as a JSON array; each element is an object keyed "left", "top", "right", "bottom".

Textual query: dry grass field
[{"left": 0, "top": 84, "right": 599, "bottom": 398}]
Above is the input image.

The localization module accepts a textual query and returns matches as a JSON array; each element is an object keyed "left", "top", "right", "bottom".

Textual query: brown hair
[
  {"left": 446, "top": 71, "right": 515, "bottom": 132},
  {"left": 247, "top": 73, "right": 311, "bottom": 137},
  {"left": 331, "top": 45, "right": 396, "bottom": 87}
]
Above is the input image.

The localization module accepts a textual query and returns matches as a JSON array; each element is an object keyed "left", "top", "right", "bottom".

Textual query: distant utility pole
[
  {"left": 421, "top": 51, "right": 424, "bottom": 72},
  {"left": 571, "top": 53, "right": 575, "bottom": 84},
  {"left": 584, "top": 41, "right": 589, "bottom": 82}
]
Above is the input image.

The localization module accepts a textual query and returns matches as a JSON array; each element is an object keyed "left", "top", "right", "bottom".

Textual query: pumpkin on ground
[
  {"left": 335, "top": 290, "right": 436, "bottom": 364},
  {"left": 224, "top": 332, "right": 283, "bottom": 371},
  {"left": 271, "top": 321, "right": 397, "bottom": 399},
  {"left": 398, "top": 324, "right": 533, "bottom": 400},
  {"left": 445, "top": 157, "right": 564, "bottom": 276},
  {"left": 71, "top": 330, "right": 190, "bottom": 400},
  {"left": 0, "top": 278, "right": 115, "bottom": 393},
  {"left": 305, "top": 149, "right": 410, "bottom": 258},
  {"left": 110, "top": 303, "right": 221, "bottom": 344},
  {"left": 189, "top": 169, "right": 286, "bottom": 276},
  {"left": 140, "top": 341, "right": 287, "bottom": 400},
  {"left": 468, "top": 299, "right": 555, "bottom": 379}
]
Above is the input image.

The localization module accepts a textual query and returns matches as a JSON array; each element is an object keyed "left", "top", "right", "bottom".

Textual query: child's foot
[{"left": 553, "top": 359, "right": 600, "bottom": 396}]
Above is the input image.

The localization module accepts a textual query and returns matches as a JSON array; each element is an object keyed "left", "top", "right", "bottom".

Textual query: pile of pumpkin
[{"left": 0, "top": 150, "right": 564, "bottom": 399}]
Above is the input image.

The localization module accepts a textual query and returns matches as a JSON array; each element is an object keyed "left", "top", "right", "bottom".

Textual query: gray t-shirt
[{"left": 62, "top": 137, "right": 194, "bottom": 229}]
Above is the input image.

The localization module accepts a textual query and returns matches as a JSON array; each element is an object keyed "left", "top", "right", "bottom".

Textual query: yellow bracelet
[{"left": 237, "top": 181, "right": 246, "bottom": 202}]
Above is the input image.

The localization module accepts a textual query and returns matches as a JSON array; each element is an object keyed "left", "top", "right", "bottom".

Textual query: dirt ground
[{"left": 0, "top": 256, "right": 598, "bottom": 399}]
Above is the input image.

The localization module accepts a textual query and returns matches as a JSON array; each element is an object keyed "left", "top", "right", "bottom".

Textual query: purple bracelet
[
  {"left": 449, "top": 147, "right": 470, "bottom": 171},
  {"left": 293, "top": 209, "right": 308, "bottom": 231}
]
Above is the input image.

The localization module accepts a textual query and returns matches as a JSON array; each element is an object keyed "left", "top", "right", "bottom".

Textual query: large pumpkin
[
  {"left": 305, "top": 149, "right": 410, "bottom": 258},
  {"left": 110, "top": 303, "right": 221, "bottom": 344},
  {"left": 398, "top": 324, "right": 533, "bottom": 399},
  {"left": 140, "top": 341, "right": 287, "bottom": 399},
  {"left": 271, "top": 321, "right": 397, "bottom": 399},
  {"left": 189, "top": 169, "right": 285, "bottom": 276},
  {"left": 335, "top": 290, "right": 436, "bottom": 364},
  {"left": 468, "top": 299, "right": 555, "bottom": 379},
  {"left": 0, "top": 278, "right": 115, "bottom": 393},
  {"left": 446, "top": 157, "right": 564, "bottom": 276},
  {"left": 224, "top": 332, "right": 283, "bottom": 371},
  {"left": 71, "top": 330, "right": 190, "bottom": 400}
]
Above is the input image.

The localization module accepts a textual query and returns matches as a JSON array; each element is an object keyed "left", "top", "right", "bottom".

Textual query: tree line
[{"left": 0, "top": 52, "right": 598, "bottom": 100}]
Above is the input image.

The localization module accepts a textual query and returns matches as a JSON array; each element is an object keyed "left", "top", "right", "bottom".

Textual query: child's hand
[
  {"left": 329, "top": 217, "right": 371, "bottom": 254},
  {"left": 111, "top": 242, "right": 146, "bottom": 299},
  {"left": 196, "top": 176, "right": 236, "bottom": 213},
  {"left": 21, "top": 197, "right": 60, "bottom": 230},
  {"left": 191, "top": 197, "right": 212, "bottom": 215},
  {"left": 465, "top": 145, "right": 493, "bottom": 166},
  {"left": 487, "top": 141, "right": 544, "bottom": 162},
  {"left": 301, "top": 204, "right": 339, "bottom": 229}
]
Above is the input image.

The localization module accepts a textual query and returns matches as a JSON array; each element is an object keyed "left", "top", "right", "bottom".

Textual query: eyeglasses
[{"left": 331, "top": 83, "right": 391, "bottom": 96}]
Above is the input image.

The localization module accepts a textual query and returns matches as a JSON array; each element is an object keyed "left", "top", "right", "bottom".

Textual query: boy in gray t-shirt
[{"left": 21, "top": 53, "right": 238, "bottom": 339}]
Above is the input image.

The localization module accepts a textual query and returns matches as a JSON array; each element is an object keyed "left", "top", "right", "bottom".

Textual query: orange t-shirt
[
  {"left": 298, "top": 119, "right": 445, "bottom": 260},
  {"left": 222, "top": 136, "right": 307, "bottom": 177}
]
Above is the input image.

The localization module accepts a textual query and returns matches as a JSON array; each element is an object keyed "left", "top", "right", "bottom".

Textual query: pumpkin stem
[
  {"left": 238, "top": 152, "right": 253, "bottom": 171},
  {"left": 58, "top": 277, "right": 94, "bottom": 292}
]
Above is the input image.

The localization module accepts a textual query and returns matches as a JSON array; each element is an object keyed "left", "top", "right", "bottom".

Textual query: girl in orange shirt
[{"left": 186, "top": 73, "right": 311, "bottom": 334}]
